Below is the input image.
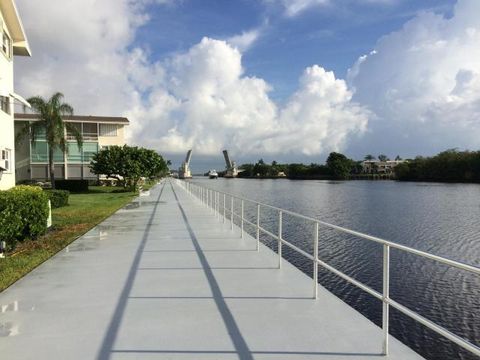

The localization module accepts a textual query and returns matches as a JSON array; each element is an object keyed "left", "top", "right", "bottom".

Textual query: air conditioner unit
[{"left": 0, "top": 159, "right": 7, "bottom": 171}]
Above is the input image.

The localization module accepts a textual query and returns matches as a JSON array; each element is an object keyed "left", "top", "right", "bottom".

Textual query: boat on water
[{"left": 208, "top": 170, "right": 218, "bottom": 179}]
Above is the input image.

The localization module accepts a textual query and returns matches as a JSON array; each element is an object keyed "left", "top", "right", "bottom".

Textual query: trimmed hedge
[
  {"left": 0, "top": 185, "right": 49, "bottom": 250},
  {"left": 55, "top": 179, "right": 89, "bottom": 192},
  {"left": 45, "top": 189, "right": 70, "bottom": 208}
]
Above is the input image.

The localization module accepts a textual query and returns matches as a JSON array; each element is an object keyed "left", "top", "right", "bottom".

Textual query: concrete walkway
[{"left": 0, "top": 181, "right": 424, "bottom": 359}]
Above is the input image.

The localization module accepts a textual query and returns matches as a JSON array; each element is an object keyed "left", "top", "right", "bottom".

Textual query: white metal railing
[
  {"left": 66, "top": 133, "right": 98, "bottom": 141},
  {"left": 175, "top": 180, "right": 480, "bottom": 357}
]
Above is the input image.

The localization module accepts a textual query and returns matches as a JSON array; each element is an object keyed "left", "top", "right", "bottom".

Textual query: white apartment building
[
  {"left": 14, "top": 114, "right": 129, "bottom": 181},
  {"left": 0, "top": 0, "right": 30, "bottom": 190}
]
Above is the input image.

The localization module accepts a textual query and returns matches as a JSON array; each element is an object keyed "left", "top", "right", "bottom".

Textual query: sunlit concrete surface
[{"left": 0, "top": 180, "right": 424, "bottom": 359}]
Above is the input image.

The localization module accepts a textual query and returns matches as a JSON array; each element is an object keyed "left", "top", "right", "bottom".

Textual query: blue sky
[{"left": 15, "top": 0, "right": 480, "bottom": 171}]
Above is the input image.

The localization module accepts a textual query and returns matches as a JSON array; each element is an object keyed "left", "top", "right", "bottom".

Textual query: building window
[
  {"left": 1, "top": 149, "right": 11, "bottom": 172},
  {"left": 0, "top": 96, "right": 10, "bottom": 114},
  {"left": 66, "top": 122, "right": 81, "bottom": 140},
  {"left": 1, "top": 29, "right": 11, "bottom": 59},
  {"left": 99, "top": 124, "right": 118, "bottom": 137},
  {"left": 82, "top": 122, "right": 98, "bottom": 140},
  {"left": 82, "top": 142, "right": 98, "bottom": 162}
]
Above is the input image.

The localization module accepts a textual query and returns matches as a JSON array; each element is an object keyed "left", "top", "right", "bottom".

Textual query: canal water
[{"left": 191, "top": 178, "right": 480, "bottom": 360}]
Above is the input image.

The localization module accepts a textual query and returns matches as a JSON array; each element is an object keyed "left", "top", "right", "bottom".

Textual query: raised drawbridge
[
  {"left": 178, "top": 149, "right": 193, "bottom": 179},
  {"left": 223, "top": 150, "right": 238, "bottom": 178}
]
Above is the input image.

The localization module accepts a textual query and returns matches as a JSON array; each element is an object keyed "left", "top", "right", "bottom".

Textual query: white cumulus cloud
[
  {"left": 227, "top": 29, "right": 262, "bottom": 52},
  {"left": 14, "top": 0, "right": 156, "bottom": 139},
  {"left": 131, "top": 38, "right": 369, "bottom": 156},
  {"left": 14, "top": 1, "right": 369, "bottom": 158},
  {"left": 347, "top": 0, "right": 480, "bottom": 155}
]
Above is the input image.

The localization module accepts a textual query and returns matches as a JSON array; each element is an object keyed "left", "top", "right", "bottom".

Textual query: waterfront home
[
  {"left": 0, "top": 0, "right": 30, "bottom": 190},
  {"left": 362, "top": 159, "right": 405, "bottom": 174},
  {"left": 14, "top": 114, "right": 129, "bottom": 182}
]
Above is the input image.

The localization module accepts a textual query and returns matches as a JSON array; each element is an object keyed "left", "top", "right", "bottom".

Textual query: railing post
[
  {"left": 313, "top": 222, "right": 319, "bottom": 299},
  {"left": 382, "top": 244, "right": 390, "bottom": 356},
  {"left": 241, "top": 200, "right": 244, "bottom": 238},
  {"left": 256, "top": 204, "right": 260, "bottom": 252},
  {"left": 223, "top": 193, "right": 226, "bottom": 223},
  {"left": 278, "top": 211, "right": 282, "bottom": 269},
  {"left": 230, "top": 196, "right": 234, "bottom": 231}
]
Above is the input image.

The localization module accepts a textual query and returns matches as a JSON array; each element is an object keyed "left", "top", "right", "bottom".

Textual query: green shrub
[
  {"left": 44, "top": 189, "right": 70, "bottom": 208},
  {"left": 0, "top": 185, "right": 49, "bottom": 250},
  {"left": 55, "top": 179, "right": 89, "bottom": 192}
]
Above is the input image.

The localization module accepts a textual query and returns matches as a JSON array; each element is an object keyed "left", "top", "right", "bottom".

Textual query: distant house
[
  {"left": 0, "top": 0, "right": 31, "bottom": 190},
  {"left": 14, "top": 114, "right": 129, "bottom": 182},
  {"left": 362, "top": 160, "right": 405, "bottom": 174}
]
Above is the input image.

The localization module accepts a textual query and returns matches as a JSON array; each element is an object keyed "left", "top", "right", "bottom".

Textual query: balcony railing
[{"left": 66, "top": 133, "right": 98, "bottom": 141}]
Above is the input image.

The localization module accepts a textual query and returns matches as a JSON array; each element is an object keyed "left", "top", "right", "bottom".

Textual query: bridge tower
[
  {"left": 223, "top": 150, "right": 238, "bottom": 178},
  {"left": 179, "top": 150, "right": 193, "bottom": 179}
]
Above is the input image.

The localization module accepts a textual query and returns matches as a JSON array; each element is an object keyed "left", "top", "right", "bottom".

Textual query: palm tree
[
  {"left": 364, "top": 154, "right": 376, "bottom": 161},
  {"left": 16, "top": 92, "right": 82, "bottom": 189}
]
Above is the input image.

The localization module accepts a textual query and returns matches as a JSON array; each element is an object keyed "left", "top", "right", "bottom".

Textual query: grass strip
[{"left": 0, "top": 187, "right": 137, "bottom": 292}]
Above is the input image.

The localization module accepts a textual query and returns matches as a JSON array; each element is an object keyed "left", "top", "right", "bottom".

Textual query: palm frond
[
  {"left": 15, "top": 122, "right": 31, "bottom": 146},
  {"left": 50, "top": 92, "right": 64, "bottom": 109},
  {"left": 58, "top": 103, "right": 74, "bottom": 116},
  {"left": 65, "top": 122, "right": 83, "bottom": 148},
  {"left": 30, "top": 121, "right": 47, "bottom": 146},
  {"left": 27, "top": 96, "right": 47, "bottom": 112}
]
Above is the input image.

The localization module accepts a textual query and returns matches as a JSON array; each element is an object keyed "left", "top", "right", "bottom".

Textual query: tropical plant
[
  {"left": 16, "top": 92, "right": 82, "bottom": 189},
  {"left": 378, "top": 154, "right": 389, "bottom": 162},
  {"left": 90, "top": 145, "right": 168, "bottom": 191},
  {"left": 364, "top": 154, "right": 376, "bottom": 161}
]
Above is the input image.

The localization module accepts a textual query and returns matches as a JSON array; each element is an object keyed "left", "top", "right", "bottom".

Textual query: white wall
[{"left": 0, "top": 9, "right": 15, "bottom": 190}]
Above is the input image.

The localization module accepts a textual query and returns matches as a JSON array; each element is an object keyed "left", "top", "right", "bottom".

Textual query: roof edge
[
  {"left": 14, "top": 113, "right": 130, "bottom": 124},
  {"left": 0, "top": 0, "right": 31, "bottom": 57}
]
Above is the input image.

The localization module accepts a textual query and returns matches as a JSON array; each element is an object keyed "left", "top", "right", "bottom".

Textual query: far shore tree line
[
  {"left": 16, "top": 92, "right": 169, "bottom": 191},
  {"left": 238, "top": 149, "right": 480, "bottom": 182}
]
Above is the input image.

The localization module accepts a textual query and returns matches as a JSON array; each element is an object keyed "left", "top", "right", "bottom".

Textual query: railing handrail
[{"left": 175, "top": 179, "right": 480, "bottom": 357}]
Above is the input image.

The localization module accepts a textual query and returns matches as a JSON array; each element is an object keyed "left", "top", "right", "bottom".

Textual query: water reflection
[
  {"left": 0, "top": 300, "right": 35, "bottom": 337},
  {"left": 0, "top": 322, "right": 19, "bottom": 337}
]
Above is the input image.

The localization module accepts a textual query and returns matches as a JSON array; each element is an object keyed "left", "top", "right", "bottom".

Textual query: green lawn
[{"left": 0, "top": 187, "right": 137, "bottom": 292}]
